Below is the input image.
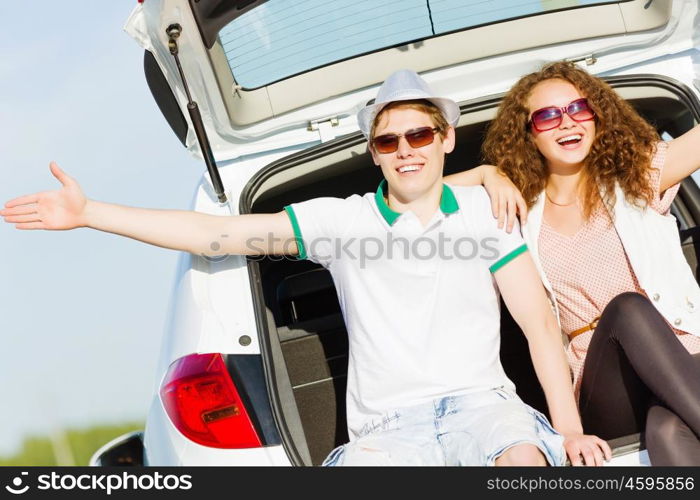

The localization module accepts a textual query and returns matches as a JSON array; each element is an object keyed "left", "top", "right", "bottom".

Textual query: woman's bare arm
[
  {"left": 444, "top": 164, "right": 528, "bottom": 231},
  {"left": 661, "top": 124, "right": 700, "bottom": 192}
]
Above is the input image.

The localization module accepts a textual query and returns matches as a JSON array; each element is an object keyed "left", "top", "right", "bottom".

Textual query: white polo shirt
[{"left": 284, "top": 182, "right": 527, "bottom": 440}]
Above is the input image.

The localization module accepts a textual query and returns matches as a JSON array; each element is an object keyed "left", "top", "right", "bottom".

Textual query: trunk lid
[{"left": 125, "top": 0, "right": 696, "bottom": 162}]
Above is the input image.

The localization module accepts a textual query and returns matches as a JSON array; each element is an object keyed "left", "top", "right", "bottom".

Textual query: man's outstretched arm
[
  {"left": 1, "top": 162, "right": 298, "bottom": 257},
  {"left": 493, "top": 251, "right": 612, "bottom": 466}
]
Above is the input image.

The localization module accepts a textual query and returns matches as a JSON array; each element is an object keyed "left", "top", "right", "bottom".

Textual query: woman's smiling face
[{"left": 528, "top": 78, "right": 596, "bottom": 174}]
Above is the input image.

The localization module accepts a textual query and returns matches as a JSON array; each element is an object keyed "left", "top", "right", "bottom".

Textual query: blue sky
[{"left": 0, "top": 2, "right": 203, "bottom": 455}]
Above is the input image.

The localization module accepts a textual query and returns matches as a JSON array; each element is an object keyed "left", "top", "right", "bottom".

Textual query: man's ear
[
  {"left": 369, "top": 144, "right": 380, "bottom": 166},
  {"left": 442, "top": 126, "right": 456, "bottom": 154}
]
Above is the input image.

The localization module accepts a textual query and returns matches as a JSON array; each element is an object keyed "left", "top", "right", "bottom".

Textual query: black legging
[{"left": 578, "top": 292, "right": 700, "bottom": 465}]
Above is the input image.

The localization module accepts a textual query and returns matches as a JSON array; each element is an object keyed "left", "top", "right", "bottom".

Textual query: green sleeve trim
[
  {"left": 284, "top": 205, "right": 306, "bottom": 260},
  {"left": 489, "top": 244, "right": 528, "bottom": 273}
]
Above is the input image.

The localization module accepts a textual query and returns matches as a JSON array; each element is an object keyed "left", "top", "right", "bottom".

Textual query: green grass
[{"left": 0, "top": 422, "right": 143, "bottom": 466}]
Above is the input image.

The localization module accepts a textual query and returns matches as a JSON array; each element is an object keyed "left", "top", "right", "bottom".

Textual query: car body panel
[
  {"left": 143, "top": 398, "right": 291, "bottom": 465},
  {"left": 150, "top": 146, "right": 311, "bottom": 390},
  {"left": 608, "top": 450, "right": 650, "bottom": 466}
]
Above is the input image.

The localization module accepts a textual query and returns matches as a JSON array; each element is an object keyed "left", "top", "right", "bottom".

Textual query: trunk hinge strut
[
  {"left": 166, "top": 23, "right": 228, "bottom": 204},
  {"left": 308, "top": 117, "right": 339, "bottom": 143},
  {"left": 566, "top": 54, "right": 598, "bottom": 66}
]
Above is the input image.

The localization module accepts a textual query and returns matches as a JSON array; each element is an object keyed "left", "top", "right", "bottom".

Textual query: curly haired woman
[{"left": 447, "top": 61, "right": 700, "bottom": 465}]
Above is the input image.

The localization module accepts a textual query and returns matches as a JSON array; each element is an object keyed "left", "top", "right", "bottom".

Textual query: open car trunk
[{"left": 241, "top": 76, "right": 700, "bottom": 466}]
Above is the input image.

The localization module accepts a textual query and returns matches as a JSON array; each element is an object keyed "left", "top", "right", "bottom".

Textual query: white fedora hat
[{"left": 357, "top": 69, "right": 460, "bottom": 139}]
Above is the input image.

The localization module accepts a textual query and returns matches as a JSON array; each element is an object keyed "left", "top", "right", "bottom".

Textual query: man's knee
[{"left": 495, "top": 443, "right": 547, "bottom": 466}]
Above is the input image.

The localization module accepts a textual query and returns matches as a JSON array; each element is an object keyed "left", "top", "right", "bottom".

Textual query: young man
[{"left": 2, "top": 70, "right": 609, "bottom": 466}]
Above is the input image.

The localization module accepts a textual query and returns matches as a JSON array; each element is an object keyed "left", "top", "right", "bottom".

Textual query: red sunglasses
[
  {"left": 371, "top": 127, "right": 440, "bottom": 154},
  {"left": 529, "top": 98, "right": 595, "bottom": 132}
]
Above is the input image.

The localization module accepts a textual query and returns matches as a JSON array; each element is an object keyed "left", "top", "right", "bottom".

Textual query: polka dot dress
[{"left": 539, "top": 142, "right": 700, "bottom": 398}]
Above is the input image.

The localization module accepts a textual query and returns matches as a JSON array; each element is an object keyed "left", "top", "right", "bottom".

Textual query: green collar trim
[
  {"left": 440, "top": 183, "right": 459, "bottom": 215},
  {"left": 375, "top": 181, "right": 402, "bottom": 225},
  {"left": 374, "top": 180, "right": 460, "bottom": 226}
]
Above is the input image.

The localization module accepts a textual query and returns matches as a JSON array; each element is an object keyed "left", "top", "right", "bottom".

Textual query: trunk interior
[{"left": 244, "top": 79, "right": 700, "bottom": 465}]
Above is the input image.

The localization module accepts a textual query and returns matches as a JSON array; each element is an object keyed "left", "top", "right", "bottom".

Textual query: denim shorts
[{"left": 323, "top": 386, "right": 565, "bottom": 466}]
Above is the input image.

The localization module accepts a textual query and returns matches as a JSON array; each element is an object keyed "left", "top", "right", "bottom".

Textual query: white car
[{"left": 91, "top": 0, "right": 700, "bottom": 466}]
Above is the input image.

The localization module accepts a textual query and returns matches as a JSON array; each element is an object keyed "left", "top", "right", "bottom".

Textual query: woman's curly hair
[{"left": 482, "top": 61, "right": 659, "bottom": 218}]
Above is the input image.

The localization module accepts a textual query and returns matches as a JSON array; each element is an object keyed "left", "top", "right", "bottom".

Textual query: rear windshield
[{"left": 219, "top": 0, "right": 622, "bottom": 89}]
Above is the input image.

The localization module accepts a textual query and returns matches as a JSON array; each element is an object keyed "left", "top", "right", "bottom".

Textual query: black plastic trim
[
  {"left": 680, "top": 179, "right": 700, "bottom": 226},
  {"left": 245, "top": 261, "right": 306, "bottom": 465},
  {"left": 225, "top": 353, "right": 282, "bottom": 446},
  {"left": 605, "top": 74, "right": 700, "bottom": 120},
  {"left": 92, "top": 432, "right": 144, "bottom": 466},
  {"left": 189, "top": 0, "right": 270, "bottom": 49},
  {"left": 143, "top": 50, "right": 188, "bottom": 147}
]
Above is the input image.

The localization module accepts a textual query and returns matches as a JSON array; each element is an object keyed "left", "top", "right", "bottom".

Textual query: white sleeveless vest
[{"left": 522, "top": 185, "right": 700, "bottom": 342}]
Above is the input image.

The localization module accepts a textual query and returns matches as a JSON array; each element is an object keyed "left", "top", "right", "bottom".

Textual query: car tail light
[{"left": 160, "top": 353, "right": 262, "bottom": 448}]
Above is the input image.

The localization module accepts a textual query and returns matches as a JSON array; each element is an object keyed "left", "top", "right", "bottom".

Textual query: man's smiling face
[{"left": 370, "top": 105, "right": 455, "bottom": 203}]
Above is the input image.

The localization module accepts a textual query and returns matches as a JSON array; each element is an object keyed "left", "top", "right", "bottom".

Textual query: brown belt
[{"left": 568, "top": 316, "right": 600, "bottom": 340}]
